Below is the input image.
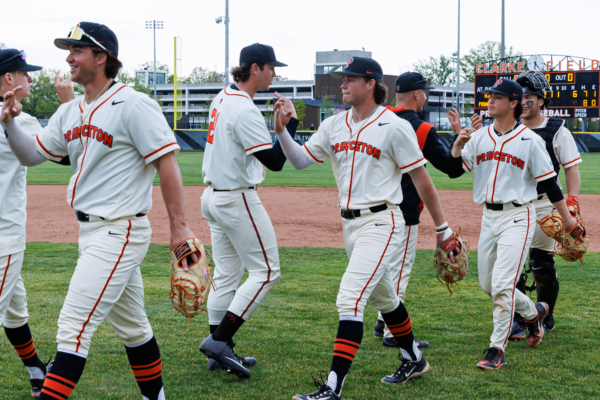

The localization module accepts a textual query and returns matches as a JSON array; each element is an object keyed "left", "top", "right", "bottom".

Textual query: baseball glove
[
  {"left": 170, "top": 238, "right": 215, "bottom": 321},
  {"left": 434, "top": 229, "right": 469, "bottom": 294},
  {"left": 538, "top": 205, "right": 589, "bottom": 264}
]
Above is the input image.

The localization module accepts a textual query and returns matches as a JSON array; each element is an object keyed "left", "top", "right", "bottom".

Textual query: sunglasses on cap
[
  {"left": 68, "top": 26, "right": 107, "bottom": 51},
  {"left": 0, "top": 50, "right": 27, "bottom": 66}
]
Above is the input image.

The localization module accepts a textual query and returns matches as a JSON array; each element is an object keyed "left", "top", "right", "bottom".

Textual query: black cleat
[
  {"left": 477, "top": 347, "right": 507, "bottom": 370},
  {"left": 200, "top": 335, "right": 251, "bottom": 379},
  {"left": 382, "top": 337, "right": 430, "bottom": 349},
  {"left": 381, "top": 355, "right": 429, "bottom": 384},
  {"left": 292, "top": 371, "right": 340, "bottom": 400},
  {"left": 544, "top": 314, "right": 555, "bottom": 332},
  {"left": 207, "top": 340, "right": 257, "bottom": 371},
  {"left": 509, "top": 320, "right": 527, "bottom": 341},
  {"left": 373, "top": 319, "right": 385, "bottom": 337},
  {"left": 31, "top": 358, "right": 53, "bottom": 399},
  {"left": 526, "top": 302, "right": 549, "bottom": 348}
]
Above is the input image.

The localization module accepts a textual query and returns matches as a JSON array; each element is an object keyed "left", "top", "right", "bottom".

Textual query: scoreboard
[{"left": 475, "top": 71, "right": 600, "bottom": 118}]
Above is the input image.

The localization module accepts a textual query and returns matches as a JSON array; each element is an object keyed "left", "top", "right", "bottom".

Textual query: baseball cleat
[
  {"left": 526, "top": 302, "right": 549, "bottom": 348},
  {"left": 544, "top": 315, "right": 555, "bottom": 333},
  {"left": 292, "top": 372, "right": 340, "bottom": 400},
  {"left": 381, "top": 354, "right": 429, "bottom": 384},
  {"left": 207, "top": 340, "right": 257, "bottom": 371},
  {"left": 509, "top": 321, "right": 527, "bottom": 341},
  {"left": 31, "top": 358, "right": 53, "bottom": 399},
  {"left": 373, "top": 319, "right": 385, "bottom": 337},
  {"left": 382, "top": 337, "right": 430, "bottom": 349},
  {"left": 200, "top": 335, "right": 251, "bottom": 379},
  {"left": 477, "top": 347, "right": 507, "bottom": 370}
]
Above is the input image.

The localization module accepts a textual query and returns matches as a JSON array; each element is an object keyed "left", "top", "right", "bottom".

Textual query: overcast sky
[{"left": 2, "top": 0, "right": 598, "bottom": 81}]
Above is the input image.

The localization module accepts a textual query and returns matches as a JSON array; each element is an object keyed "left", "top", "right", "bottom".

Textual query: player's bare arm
[
  {"left": 564, "top": 165, "right": 581, "bottom": 197},
  {"left": 152, "top": 152, "right": 198, "bottom": 271}
]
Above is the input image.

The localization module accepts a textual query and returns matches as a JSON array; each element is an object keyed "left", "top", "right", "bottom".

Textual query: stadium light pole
[
  {"left": 216, "top": 0, "right": 230, "bottom": 85},
  {"left": 501, "top": 0, "right": 506, "bottom": 59},
  {"left": 145, "top": 20, "right": 164, "bottom": 101},
  {"left": 456, "top": 0, "right": 461, "bottom": 113}
]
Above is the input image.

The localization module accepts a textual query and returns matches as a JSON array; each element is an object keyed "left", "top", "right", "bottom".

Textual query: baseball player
[
  {"left": 449, "top": 78, "right": 578, "bottom": 370},
  {"left": 508, "top": 71, "right": 582, "bottom": 340},
  {"left": 199, "top": 43, "right": 298, "bottom": 379},
  {"left": 273, "top": 57, "right": 460, "bottom": 398},
  {"left": 0, "top": 48, "right": 54, "bottom": 399},
  {"left": 1, "top": 22, "right": 197, "bottom": 400},
  {"left": 372, "top": 72, "right": 482, "bottom": 350}
]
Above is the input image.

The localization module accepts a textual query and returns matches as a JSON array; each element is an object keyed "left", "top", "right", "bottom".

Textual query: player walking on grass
[
  {"left": 1, "top": 22, "right": 198, "bottom": 399},
  {"left": 448, "top": 78, "right": 578, "bottom": 370},
  {"left": 199, "top": 43, "right": 298, "bottom": 379},
  {"left": 508, "top": 71, "right": 582, "bottom": 340},
  {"left": 372, "top": 72, "right": 482, "bottom": 350},
  {"left": 273, "top": 57, "right": 460, "bottom": 399}
]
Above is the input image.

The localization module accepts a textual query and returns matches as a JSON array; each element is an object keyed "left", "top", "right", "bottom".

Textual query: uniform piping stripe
[
  {"left": 75, "top": 220, "right": 132, "bottom": 352},
  {"left": 224, "top": 86, "right": 250, "bottom": 99},
  {"left": 144, "top": 142, "right": 178, "bottom": 159},
  {"left": 354, "top": 211, "right": 395, "bottom": 316},
  {"left": 491, "top": 127, "right": 526, "bottom": 203},
  {"left": 462, "top": 158, "right": 471, "bottom": 172},
  {"left": 36, "top": 136, "right": 63, "bottom": 159},
  {"left": 396, "top": 226, "right": 411, "bottom": 294},
  {"left": 245, "top": 142, "right": 272, "bottom": 152},
  {"left": 502, "top": 207, "right": 530, "bottom": 348},
  {"left": 304, "top": 144, "right": 323, "bottom": 163},
  {"left": 562, "top": 157, "right": 581, "bottom": 167},
  {"left": 535, "top": 171, "right": 555, "bottom": 180},
  {"left": 70, "top": 85, "right": 128, "bottom": 208},
  {"left": 487, "top": 126, "right": 497, "bottom": 146},
  {"left": 0, "top": 254, "right": 11, "bottom": 299},
  {"left": 346, "top": 109, "right": 388, "bottom": 209},
  {"left": 240, "top": 193, "right": 271, "bottom": 318},
  {"left": 399, "top": 157, "right": 425, "bottom": 171}
]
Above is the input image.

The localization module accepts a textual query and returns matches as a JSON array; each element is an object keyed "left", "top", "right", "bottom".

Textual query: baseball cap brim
[
  {"left": 268, "top": 60, "right": 287, "bottom": 67},
  {"left": 54, "top": 38, "right": 93, "bottom": 51},
  {"left": 482, "top": 88, "right": 516, "bottom": 97},
  {"left": 423, "top": 84, "right": 436, "bottom": 89},
  {"left": 331, "top": 70, "right": 372, "bottom": 79},
  {"left": 18, "top": 64, "right": 42, "bottom": 72}
]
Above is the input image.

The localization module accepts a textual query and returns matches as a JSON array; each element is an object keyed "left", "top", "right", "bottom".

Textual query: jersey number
[{"left": 207, "top": 108, "right": 220, "bottom": 144}]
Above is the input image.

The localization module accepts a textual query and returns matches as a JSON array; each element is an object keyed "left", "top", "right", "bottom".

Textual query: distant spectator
[{"left": 309, "top": 123, "right": 315, "bottom": 130}]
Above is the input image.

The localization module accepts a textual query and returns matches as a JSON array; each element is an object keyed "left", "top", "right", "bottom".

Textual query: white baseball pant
[
  {"left": 478, "top": 204, "right": 538, "bottom": 351},
  {"left": 376, "top": 224, "right": 419, "bottom": 338},
  {"left": 201, "top": 187, "right": 281, "bottom": 325},
  {"left": 337, "top": 208, "right": 403, "bottom": 317},
  {"left": 56, "top": 217, "right": 153, "bottom": 357},
  {"left": 531, "top": 195, "right": 558, "bottom": 252},
  {"left": 0, "top": 251, "right": 29, "bottom": 328}
]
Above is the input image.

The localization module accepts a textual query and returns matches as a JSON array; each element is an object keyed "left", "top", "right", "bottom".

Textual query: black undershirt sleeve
[
  {"left": 253, "top": 117, "right": 299, "bottom": 172},
  {"left": 51, "top": 155, "right": 71, "bottom": 166},
  {"left": 537, "top": 178, "right": 564, "bottom": 203},
  {"left": 422, "top": 129, "right": 451, "bottom": 174}
]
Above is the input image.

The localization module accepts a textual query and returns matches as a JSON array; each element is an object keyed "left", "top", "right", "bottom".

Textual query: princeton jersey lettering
[
  {"left": 35, "top": 84, "right": 180, "bottom": 219},
  {"left": 461, "top": 123, "right": 556, "bottom": 205},
  {"left": 302, "top": 106, "right": 426, "bottom": 210},
  {"left": 202, "top": 85, "right": 274, "bottom": 190}
]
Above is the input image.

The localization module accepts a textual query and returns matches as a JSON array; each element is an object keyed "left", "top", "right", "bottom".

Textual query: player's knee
[{"left": 529, "top": 248, "right": 556, "bottom": 287}]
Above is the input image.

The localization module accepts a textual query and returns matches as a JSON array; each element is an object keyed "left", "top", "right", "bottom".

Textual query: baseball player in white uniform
[
  {"left": 449, "top": 78, "right": 578, "bottom": 370},
  {"left": 273, "top": 57, "right": 460, "bottom": 399},
  {"left": 1, "top": 22, "right": 198, "bottom": 400},
  {"left": 509, "top": 71, "right": 582, "bottom": 340},
  {"left": 199, "top": 43, "right": 298, "bottom": 379},
  {"left": 0, "top": 49, "right": 54, "bottom": 399}
]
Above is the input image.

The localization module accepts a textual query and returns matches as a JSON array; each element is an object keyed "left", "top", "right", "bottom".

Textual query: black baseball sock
[
  {"left": 212, "top": 312, "right": 244, "bottom": 342},
  {"left": 38, "top": 351, "right": 86, "bottom": 399},
  {"left": 328, "top": 320, "right": 363, "bottom": 395},
  {"left": 209, "top": 324, "right": 219, "bottom": 335},
  {"left": 125, "top": 336, "right": 164, "bottom": 400},
  {"left": 4, "top": 324, "right": 46, "bottom": 376},
  {"left": 381, "top": 303, "right": 419, "bottom": 360}
]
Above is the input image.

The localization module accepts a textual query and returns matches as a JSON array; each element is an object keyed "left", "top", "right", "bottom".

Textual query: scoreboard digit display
[{"left": 474, "top": 71, "right": 600, "bottom": 118}]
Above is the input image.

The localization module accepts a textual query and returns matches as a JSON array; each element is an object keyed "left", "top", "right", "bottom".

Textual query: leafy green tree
[
  {"left": 413, "top": 55, "right": 455, "bottom": 86},
  {"left": 390, "top": 97, "right": 397, "bottom": 108},
  {"left": 0, "top": 42, "right": 5, "bottom": 50},
  {"left": 273, "top": 75, "right": 288, "bottom": 81},
  {"left": 460, "top": 41, "right": 522, "bottom": 82},
  {"left": 186, "top": 67, "right": 224, "bottom": 83},
  {"left": 321, "top": 95, "right": 335, "bottom": 119},
  {"left": 117, "top": 70, "right": 154, "bottom": 98},
  {"left": 463, "top": 99, "right": 472, "bottom": 117},
  {"left": 21, "top": 69, "right": 82, "bottom": 119},
  {"left": 292, "top": 99, "right": 306, "bottom": 126}
]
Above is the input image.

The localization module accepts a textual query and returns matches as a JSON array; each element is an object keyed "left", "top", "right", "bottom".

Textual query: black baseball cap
[
  {"left": 240, "top": 43, "right": 287, "bottom": 67},
  {"left": 395, "top": 72, "right": 435, "bottom": 93},
  {"left": 482, "top": 78, "right": 523, "bottom": 103},
  {"left": 54, "top": 22, "right": 119, "bottom": 57},
  {"left": 331, "top": 57, "right": 383, "bottom": 82},
  {"left": 0, "top": 49, "right": 42, "bottom": 75}
]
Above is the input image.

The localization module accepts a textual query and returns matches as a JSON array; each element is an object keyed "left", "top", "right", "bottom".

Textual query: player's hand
[
  {"left": 0, "top": 86, "right": 23, "bottom": 124},
  {"left": 274, "top": 94, "right": 293, "bottom": 135},
  {"left": 170, "top": 226, "right": 199, "bottom": 272},
  {"left": 448, "top": 108, "right": 463, "bottom": 134},
  {"left": 55, "top": 71, "right": 75, "bottom": 104},
  {"left": 471, "top": 114, "right": 483, "bottom": 130},
  {"left": 274, "top": 92, "right": 297, "bottom": 117},
  {"left": 454, "top": 127, "right": 474, "bottom": 147},
  {"left": 436, "top": 230, "right": 456, "bottom": 263},
  {"left": 563, "top": 215, "right": 578, "bottom": 234}
]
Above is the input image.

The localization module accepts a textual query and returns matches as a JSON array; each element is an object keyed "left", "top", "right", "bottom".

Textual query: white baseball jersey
[
  {"left": 34, "top": 83, "right": 179, "bottom": 219},
  {"left": 202, "top": 85, "right": 273, "bottom": 190},
  {"left": 302, "top": 106, "right": 426, "bottom": 210},
  {"left": 0, "top": 111, "right": 42, "bottom": 257},
  {"left": 461, "top": 123, "right": 556, "bottom": 205}
]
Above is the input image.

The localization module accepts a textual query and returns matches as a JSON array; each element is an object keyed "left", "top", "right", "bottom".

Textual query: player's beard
[{"left": 71, "top": 65, "right": 97, "bottom": 86}]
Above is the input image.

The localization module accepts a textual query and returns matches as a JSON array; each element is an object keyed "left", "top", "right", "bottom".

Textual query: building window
[
  {"left": 148, "top": 72, "right": 166, "bottom": 85},
  {"left": 135, "top": 72, "right": 146, "bottom": 84},
  {"left": 315, "top": 65, "right": 344, "bottom": 75}
]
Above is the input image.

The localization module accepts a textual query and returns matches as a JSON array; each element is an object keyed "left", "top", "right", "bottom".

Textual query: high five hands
[
  {"left": 0, "top": 86, "right": 23, "bottom": 124},
  {"left": 273, "top": 92, "right": 296, "bottom": 134},
  {"left": 448, "top": 108, "right": 482, "bottom": 134}
]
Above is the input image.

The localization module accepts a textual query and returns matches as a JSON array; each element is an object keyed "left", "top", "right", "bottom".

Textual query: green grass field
[
  {"left": 25, "top": 151, "right": 600, "bottom": 194},
  {"left": 1, "top": 244, "right": 599, "bottom": 399}
]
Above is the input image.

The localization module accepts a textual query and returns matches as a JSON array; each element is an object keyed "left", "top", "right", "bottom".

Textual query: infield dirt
[{"left": 26, "top": 185, "right": 599, "bottom": 251}]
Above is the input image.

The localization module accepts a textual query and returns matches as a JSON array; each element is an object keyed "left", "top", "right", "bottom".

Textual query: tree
[
  {"left": 460, "top": 41, "right": 522, "bottom": 82},
  {"left": 186, "top": 67, "right": 224, "bottom": 83},
  {"left": 273, "top": 75, "right": 288, "bottom": 81},
  {"left": 390, "top": 97, "right": 397, "bottom": 108},
  {"left": 0, "top": 42, "right": 5, "bottom": 50},
  {"left": 413, "top": 55, "right": 455, "bottom": 86},
  {"left": 21, "top": 69, "right": 82, "bottom": 119},
  {"left": 292, "top": 99, "right": 306, "bottom": 126},
  {"left": 321, "top": 95, "right": 335, "bottom": 119},
  {"left": 139, "top": 61, "right": 170, "bottom": 74},
  {"left": 117, "top": 70, "right": 155, "bottom": 99}
]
